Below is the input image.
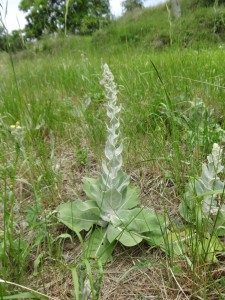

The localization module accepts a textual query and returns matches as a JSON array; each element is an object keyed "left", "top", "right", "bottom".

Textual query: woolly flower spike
[
  {"left": 100, "top": 64, "right": 127, "bottom": 191},
  {"left": 180, "top": 143, "right": 225, "bottom": 222},
  {"left": 197, "top": 143, "right": 224, "bottom": 215},
  {"left": 100, "top": 64, "right": 118, "bottom": 105}
]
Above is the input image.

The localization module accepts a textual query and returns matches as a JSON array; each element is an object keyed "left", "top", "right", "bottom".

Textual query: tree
[
  {"left": 0, "top": 25, "right": 5, "bottom": 50},
  {"left": 19, "top": 0, "right": 110, "bottom": 39},
  {"left": 0, "top": 29, "right": 25, "bottom": 52},
  {"left": 171, "top": 0, "right": 181, "bottom": 18},
  {"left": 122, "top": 0, "right": 144, "bottom": 13}
]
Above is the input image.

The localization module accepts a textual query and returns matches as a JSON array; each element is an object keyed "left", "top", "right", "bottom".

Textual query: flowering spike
[{"left": 100, "top": 64, "right": 129, "bottom": 191}]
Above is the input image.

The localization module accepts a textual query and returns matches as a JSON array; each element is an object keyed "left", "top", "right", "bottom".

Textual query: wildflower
[
  {"left": 10, "top": 121, "right": 25, "bottom": 148},
  {"left": 10, "top": 121, "right": 22, "bottom": 129}
]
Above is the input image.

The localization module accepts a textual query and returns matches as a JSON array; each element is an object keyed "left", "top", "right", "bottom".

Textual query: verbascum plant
[
  {"left": 180, "top": 143, "right": 225, "bottom": 227},
  {"left": 165, "top": 143, "right": 225, "bottom": 261},
  {"left": 57, "top": 64, "right": 165, "bottom": 262}
]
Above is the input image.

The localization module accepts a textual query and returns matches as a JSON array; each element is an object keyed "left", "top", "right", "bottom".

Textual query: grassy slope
[
  {"left": 0, "top": 3, "right": 225, "bottom": 299},
  {"left": 93, "top": 1, "right": 225, "bottom": 49}
]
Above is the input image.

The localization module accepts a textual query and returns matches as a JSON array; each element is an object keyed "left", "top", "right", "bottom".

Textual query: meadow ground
[{"left": 0, "top": 36, "right": 225, "bottom": 299}]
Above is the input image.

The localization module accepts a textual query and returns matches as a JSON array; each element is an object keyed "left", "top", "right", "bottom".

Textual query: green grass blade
[{"left": 71, "top": 268, "right": 80, "bottom": 300}]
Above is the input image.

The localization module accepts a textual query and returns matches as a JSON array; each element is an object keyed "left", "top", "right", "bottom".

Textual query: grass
[
  {"left": 93, "top": 1, "right": 225, "bottom": 50},
  {"left": 0, "top": 30, "right": 225, "bottom": 299}
]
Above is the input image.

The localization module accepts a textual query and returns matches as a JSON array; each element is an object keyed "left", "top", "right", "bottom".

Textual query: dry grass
[{"left": 2, "top": 131, "right": 225, "bottom": 299}]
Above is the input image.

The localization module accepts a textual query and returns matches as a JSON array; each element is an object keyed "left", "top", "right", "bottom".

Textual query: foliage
[
  {"left": 0, "top": 25, "right": 5, "bottom": 50},
  {"left": 0, "top": 9, "right": 25, "bottom": 52},
  {"left": 19, "top": 0, "right": 110, "bottom": 38},
  {"left": 57, "top": 64, "right": 165, "bottom": 262},
  {"left": 93, "top": 1, "right": 225, "bottom": 49},
  {"left": 180, "top": 143, "right": 225, "bottom": 231},
  {"left": 71, "top": 260, "right": 103, "bottom": 300},
  {"left": 197, "top": 0, "right": 225, "bottom": 6},
  {"left": 157, "top": 98, "right": 225, "bottom": 147},
  {"left": 162, "top": 144, "right": 225, "bottom": 262},
  {"left": 0, "top": 30, "right": 25, "bottom": 52},
  {"left": 121, "top": 0, "right": 144, "bottom": 13}
]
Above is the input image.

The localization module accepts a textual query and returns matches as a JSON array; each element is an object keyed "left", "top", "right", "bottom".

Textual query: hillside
[{"left": 93, "top": 1, "right": 225, "bottom": 49}]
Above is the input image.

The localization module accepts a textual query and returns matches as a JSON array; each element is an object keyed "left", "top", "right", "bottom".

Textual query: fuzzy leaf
[
  {"left": 84, "top": 228, "right": 115, "bottom": 263},
  {"left": 110, "top": 154, "right": 122, "bottom": 169},
  {"left": 107, "top": 224, "right": 143, "bottom": 247},
  {"left": 100, "top": 188, "right": 123, "bottom": 216},
  {"left": 105, "top": 140, "right": 115, "bottom": 160},
  {"left": 180, "top": 143, "right": 224, "bottom": 226},
  {"left": 83, "top": 177, "right": 102, "bottom": 205},
  {"left": 179, "top": 196, "right": 194, "bottom": 223},
  {"left": 213, "top": 210, "right": 225, "bottom": 236},
  {"left": 112, "top": 208, "right": 165, "bottom": 233},
  {"left": 102, "top": 160, "right": 109, "bottom": 177},
  {"left": 119, "top": 185, "right": 140, "bottom": 209},
  {"left": 112, "top": 171, "right": 130, "bottom": 194},
  {"left": 57, "top": 200, "right": 101, "bottom": 232},
  {"left": 115, "top": 143, "right": 123, "bottom": 156},
  {"left": 144, "top": 230, "right": 165, "bottom": 247}
]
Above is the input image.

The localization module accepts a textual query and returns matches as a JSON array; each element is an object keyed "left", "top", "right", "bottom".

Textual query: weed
[{"left": 57, "top": 64, "right": 166, "bottom": 268}]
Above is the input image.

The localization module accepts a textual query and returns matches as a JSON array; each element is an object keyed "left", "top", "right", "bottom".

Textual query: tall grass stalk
[{"left": 64, "top": 0, "right": 70, "bottom": 36}]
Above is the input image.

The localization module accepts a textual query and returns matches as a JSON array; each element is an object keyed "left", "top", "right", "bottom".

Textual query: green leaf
[
  {"left": 107, "top": 224, "right": 143, "bottom": 247},
  {"left": 119, "top": 185, "right": 140, "bottom": 210},
  {"left": 57, "top": 200, "right": 101, "bottom": 232},
  {"left": 214, "top": 210, "right": 225, "bottom": 235},
  {"left": 33, "top": 252, "right": 44, "bottom": 276},
  {"left": 115, "top": 171, "right": 130, "bottom": 194},
  {"left": 83, "top": 177, "right": 102, "bottom": 205},
  {"left": 179, "top": 199, "right": 194, "bottom": 223},
  {"left": 196, "top": 189, "right": 224, "bottom": 198},
  {"left": 113, "top": 208, "right": 165, "bottom": 233},
  {"left": 55, "top": 233, "right": 73, "bottom": 243},
  {"left": 2, "top": 293, "right": 39, "bottom": 299},
  {"left": 84, "top": 228, "right": 115, "bottom": 263},
  {"left": 71, "top": 267, "right": 80, "bottom": 300},
  {"left": 100, "top": 188, "right": 123, "bottom": 217},
  {"left": 158, "top": 230, "right": 225, "bottom": 261},
  {"left": 166, "top": 232, "right": 188, "bottom": 256},
  {"left": 144, "top": 230, "right": 165, "bottom": 247},
  {"left": 193, "top": 234, "right": 225, "bottom": 262}
]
